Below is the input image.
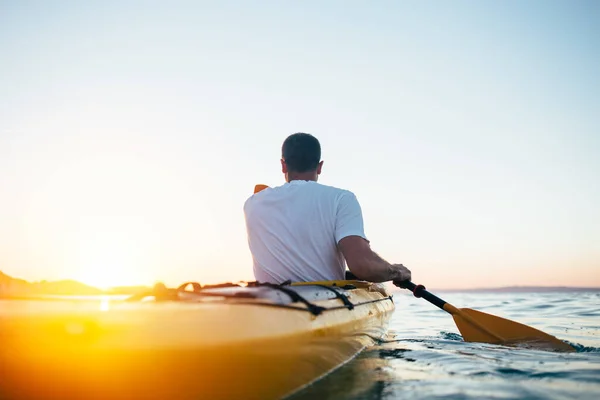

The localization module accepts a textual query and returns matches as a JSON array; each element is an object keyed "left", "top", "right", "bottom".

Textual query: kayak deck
[{"left": 1, "top": 280, "right": 395, "bottom": 400}]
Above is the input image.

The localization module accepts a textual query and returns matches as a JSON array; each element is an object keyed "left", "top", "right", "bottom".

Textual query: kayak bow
[{"left": 0, "top": 280, "right": 395, "bottom": 400}]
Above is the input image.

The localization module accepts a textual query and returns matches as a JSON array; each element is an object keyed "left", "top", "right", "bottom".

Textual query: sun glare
[
  {"left": 77, "top": 254, "right": 142, "bottom": 289},
  {"left": 73, "top": 219, "right": 153, "bottom": 289}
]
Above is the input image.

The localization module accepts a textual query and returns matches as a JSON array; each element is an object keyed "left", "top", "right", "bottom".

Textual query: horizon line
[{"left": 2, "top": 270, "right": 600, "bottom": 292}]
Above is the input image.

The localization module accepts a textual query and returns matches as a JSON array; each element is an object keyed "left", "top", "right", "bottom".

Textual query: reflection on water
[
  {"left": 100, "top": 296, "right": 111, "bottom": 311},
  {"left": 292, "top": 291, "right": 600, "bottom": 400}
]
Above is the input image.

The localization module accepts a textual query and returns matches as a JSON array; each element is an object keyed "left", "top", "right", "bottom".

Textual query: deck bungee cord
[{"left": 125, "top": 279, "right": 393, "bottom": 316}]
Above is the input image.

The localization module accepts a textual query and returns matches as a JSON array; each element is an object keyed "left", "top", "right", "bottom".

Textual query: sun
[
  {"left": 77, "top": 253, "right": 144, "bottom": 289},
  {"left": 73, "top": 221, "right": 152, "bottom": 289}
]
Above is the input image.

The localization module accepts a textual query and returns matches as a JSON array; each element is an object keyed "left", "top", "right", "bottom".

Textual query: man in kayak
[{"left": 243, "top": 132, "right": 411, "bottom": 285}]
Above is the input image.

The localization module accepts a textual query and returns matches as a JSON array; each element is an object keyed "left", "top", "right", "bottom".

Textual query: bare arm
[
  {"left": 338, "top": 236, "right": 411, "bottom": 283},
  {"left": 334, "top": 191, "right": 411, "bottom": 283}
]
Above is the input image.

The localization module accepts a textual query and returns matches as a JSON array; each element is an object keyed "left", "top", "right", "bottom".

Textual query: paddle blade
[
  {"left": 453, "top": 308, "right": 575, "bottom": 352},
  {"left": 254, "top": 184, "right": 269, "bottom": 194}
]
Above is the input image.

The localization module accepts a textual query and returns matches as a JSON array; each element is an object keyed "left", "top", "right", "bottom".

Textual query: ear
[
  {"left": 281, "top": 159, "right": 288, "bottom": 174},
  {"left": 317, "top": 160, "right": 323, "bottom": 175}
]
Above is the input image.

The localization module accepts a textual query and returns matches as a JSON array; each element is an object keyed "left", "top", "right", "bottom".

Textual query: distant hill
[
  {"left": 0, "top": 271, "right": 153, "bottom": 297},
  {"left": 0, "top": 271, "right": 103, "bottom": 296},
  {"left": 0, "top": 271, "right": 28, "bottom": 287}
]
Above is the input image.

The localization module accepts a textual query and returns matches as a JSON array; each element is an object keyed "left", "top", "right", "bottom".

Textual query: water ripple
[{"left": 291, "top": 291, "right": 600, "bottom": 400}]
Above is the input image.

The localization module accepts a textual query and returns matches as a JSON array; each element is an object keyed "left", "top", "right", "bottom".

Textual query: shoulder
[
  {"left": 310, "top": 182, "right": 356, "bottom": 197},
  {"left": 305, "top": 183, "right": 362, "bottom": 212},
  {"left": 243, "top": 186, "right": 272, "bottom": 212}
]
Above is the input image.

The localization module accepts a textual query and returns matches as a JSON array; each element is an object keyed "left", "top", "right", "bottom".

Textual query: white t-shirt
[{"left": 243, "top": 180, "right": 367, "bottom": 283}]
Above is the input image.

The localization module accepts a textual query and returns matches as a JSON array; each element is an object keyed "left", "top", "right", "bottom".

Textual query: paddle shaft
[{"left": 397, "top": 281, "right": 447, "bottom": 310}]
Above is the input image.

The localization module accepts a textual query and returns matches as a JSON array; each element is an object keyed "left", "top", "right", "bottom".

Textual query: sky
[{"left": 0, "top": 0, "right": 598, "bottom": 289}]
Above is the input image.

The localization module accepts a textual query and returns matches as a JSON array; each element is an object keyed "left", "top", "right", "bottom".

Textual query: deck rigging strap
[
  {"left": 232, "top": 296, "right": 392, "bottom": 315},
  {"left": 252, "top": 282, "right": 326, "bottom": 316},
  {"left": 126, "top": 280, "right": 392, "bottom": 316},
  {"left": 311, "top": 284, "right": 354, "bottom": 310}
]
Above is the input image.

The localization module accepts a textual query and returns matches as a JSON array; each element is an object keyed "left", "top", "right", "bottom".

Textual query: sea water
[{"left": 292, "top": 290, "right": 600, "bottom": 400}]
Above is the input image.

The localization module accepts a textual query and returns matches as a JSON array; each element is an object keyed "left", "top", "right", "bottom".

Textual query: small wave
[
  {"left": 531, "top": 304, "right": 554, "bottom": 309},
  {"left": 378, "top": 348, "right": 413, "bottom": 360},
  {"left": 576, "top": 312, "right": 600, "bottom": 317},
  {"left": 530, "top": 371, "right": 572, "bottom": 379},
  {"left": 567, "top": 342, "right": 600, "bottom": 353},
  {"left": 465, "top": 367, "right": 530, "bottom": 378},
  {"left": 440, "top": 331, "right": 463, "bottom": 341},
  {"left": 495, "top": 367, "right": 530, "bottom": 375}
]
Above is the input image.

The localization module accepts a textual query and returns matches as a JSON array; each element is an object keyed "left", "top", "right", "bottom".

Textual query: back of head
[{"left": 281, "top": 133, "right": 321, "bottom": 173}]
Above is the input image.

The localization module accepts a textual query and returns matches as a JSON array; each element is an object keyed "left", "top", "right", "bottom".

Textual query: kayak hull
[{"left": 1, "top": 281, "right": 395, "bottom": 400}]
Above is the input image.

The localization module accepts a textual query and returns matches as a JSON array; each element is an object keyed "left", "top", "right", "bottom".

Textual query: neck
[{"left": 287, "top": 171, "right": 318, "bottom": 182}]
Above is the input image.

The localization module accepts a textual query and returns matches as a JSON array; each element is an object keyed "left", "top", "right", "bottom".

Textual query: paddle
[{"left": 396, "top": 280, "right": 575, "bottom": 352}]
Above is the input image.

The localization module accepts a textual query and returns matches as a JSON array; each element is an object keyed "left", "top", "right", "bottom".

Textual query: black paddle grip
[{"left": 395, "top": 280, "right": 447, "bottom": 311}]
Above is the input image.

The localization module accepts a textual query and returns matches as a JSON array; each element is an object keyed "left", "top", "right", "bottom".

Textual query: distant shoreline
[
  {"left": 2, "top": 271, "right": 599, "bottom": 296},
  {"left": 410, "top": 286, "right": 600, "bottom": 293}
]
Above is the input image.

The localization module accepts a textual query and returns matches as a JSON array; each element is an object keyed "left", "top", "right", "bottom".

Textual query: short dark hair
[{"left": 281, "top": 133, "right": 321, "bottom": 173}]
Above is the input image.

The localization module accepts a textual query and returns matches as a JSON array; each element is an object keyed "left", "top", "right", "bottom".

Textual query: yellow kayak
[{"left": 0, "top": 280, "right": 395, "bottom": 400}]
